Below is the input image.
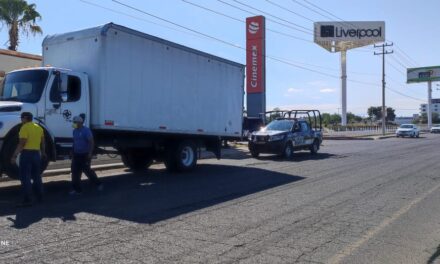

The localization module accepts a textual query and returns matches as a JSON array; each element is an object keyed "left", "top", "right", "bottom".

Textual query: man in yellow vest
[{"left": 10, "top": 112, "right": 46, "bottom": 206}]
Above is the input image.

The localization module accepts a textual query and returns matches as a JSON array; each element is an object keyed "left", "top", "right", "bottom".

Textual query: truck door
[
  {"left": 300, "top": 122, "right": 313, "bottom": 145},
  {"left": 292, "top": 122, "right": 305, "bottom": 146},
  {"left": 44, "top": 71, "right": 88, "bottom": 157}
]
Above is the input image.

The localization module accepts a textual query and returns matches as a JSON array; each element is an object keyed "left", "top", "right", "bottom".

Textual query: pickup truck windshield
[
  {"left": 0, "top": 70, "right": 49, "bottom": 103},
  {"left": 266, "top": 120, "right": 294, "bottom": 131},
  {"left": 400, "top": 125, "right": 414, "bottom": 129}
]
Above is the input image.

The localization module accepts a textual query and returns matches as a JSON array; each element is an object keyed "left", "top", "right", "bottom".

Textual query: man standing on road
[
  {"left": 11, "top": 112, "right": 46, "bottom": 206},
  {"left": 70, "top": 116, "right": 103, "bottom": 194}
]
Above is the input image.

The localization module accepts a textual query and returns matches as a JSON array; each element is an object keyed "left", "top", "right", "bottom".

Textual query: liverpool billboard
[{"left": 314, "top": 21, "right": 385, "bottom": 52}]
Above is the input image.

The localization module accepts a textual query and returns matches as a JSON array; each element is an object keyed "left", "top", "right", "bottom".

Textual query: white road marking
[{"left": 328, "top": 180, "right": 440, "bottom": 264}]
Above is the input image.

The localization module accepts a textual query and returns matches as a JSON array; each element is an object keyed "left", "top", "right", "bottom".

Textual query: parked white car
[
  {"left": 396, "top": 124, "right": 420, "bottom": 138},
  {"left": 431, "top": 124, "right": 440, "bottom": 133}
]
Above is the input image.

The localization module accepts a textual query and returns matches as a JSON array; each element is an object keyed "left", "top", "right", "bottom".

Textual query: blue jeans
[
  {"left": 19, "top": 150, "right": 43, "bottom": 201},
  {"left": 71, "top": 153, "right": 101, "bottom": 192}
]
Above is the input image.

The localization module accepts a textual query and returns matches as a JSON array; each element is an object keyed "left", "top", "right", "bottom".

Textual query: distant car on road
[
  {"left": 396, "top": 124, "right": 420, "bottom": 138},
  {"left": 431, "top": 124, "right": 440, "bottom": 133},
  {"left": 248, "top": 110, "right": 323, "bottom": 159}
]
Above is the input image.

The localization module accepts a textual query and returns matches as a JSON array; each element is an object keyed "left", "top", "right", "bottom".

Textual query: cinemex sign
[{"left": 314, "top": 21, "right": 385, "bottom": 52}]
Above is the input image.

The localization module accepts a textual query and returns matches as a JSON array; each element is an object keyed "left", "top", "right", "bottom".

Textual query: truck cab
[{"left": 0, "top": 67, "right": 89, "bottom": 178}]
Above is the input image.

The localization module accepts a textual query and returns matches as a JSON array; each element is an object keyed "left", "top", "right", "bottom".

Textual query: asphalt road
[{"left": 1, "top": 134, "right": 440, "bottom": 263}]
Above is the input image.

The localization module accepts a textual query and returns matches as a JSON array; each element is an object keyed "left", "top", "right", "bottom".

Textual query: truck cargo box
[{"left": 42, "top": 23, "right": 244, "bottom": 137}]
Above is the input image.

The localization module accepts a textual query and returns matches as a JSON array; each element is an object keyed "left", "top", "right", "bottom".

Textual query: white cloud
[
  {"left": 287, "top": 88, "right": 302, "bottom": 93},
  {"left": 284, "top": 88, "right": 303, "bottom": 97},
  {"left": 320, "top": 88, "right": 335, "bottom": 93}
]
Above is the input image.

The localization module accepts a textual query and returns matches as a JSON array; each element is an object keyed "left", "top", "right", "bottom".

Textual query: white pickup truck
[{"left": 0, "top": 23, "right": 244, "bottom": 179}]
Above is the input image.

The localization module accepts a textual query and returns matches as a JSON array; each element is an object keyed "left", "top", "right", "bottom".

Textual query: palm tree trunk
[{"left": 8, "top": 21, "right": 19, "bottom": 51}]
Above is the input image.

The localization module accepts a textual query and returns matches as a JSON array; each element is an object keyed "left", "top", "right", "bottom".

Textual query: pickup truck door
[
  {"left": 43, "top": 71, "right": 89, "bottom": 157},
  {"left": 301, "top": 122, "right": 314, "bottom": 145},
  {"left": 292, "top": 122, "right": 305, "bottom": 147}
]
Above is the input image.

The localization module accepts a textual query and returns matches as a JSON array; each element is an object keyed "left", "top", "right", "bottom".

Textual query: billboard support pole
[
  {"left": 341, "top": 50, "right": 347, "bottom": 126},
  {"left": 428, "top": 81, "right": 432, "bottom": 129}
]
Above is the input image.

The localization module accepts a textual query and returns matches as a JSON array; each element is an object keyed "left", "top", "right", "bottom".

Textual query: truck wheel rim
[
  {"left": 285, "top": 145, "right": 292, "bottom": 157},
  {"left": 181, "top": 147, "right": 194, "bottom": 167}
]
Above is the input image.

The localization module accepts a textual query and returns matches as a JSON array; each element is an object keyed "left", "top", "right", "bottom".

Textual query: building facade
[
  {"left": 420, "top": 98, "right": 440, "bottom": 114},
  {"left": 0, "top": 49, "right": 42, "bottom": 82}
]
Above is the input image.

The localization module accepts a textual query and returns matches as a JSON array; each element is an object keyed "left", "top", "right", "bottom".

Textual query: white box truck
[{"left": 0, "top": 23, "right": 244, "bottom": 179}]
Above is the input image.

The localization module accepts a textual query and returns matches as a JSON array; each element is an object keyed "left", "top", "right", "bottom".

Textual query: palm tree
[{"left": 0, "top": 0, "right": 42, "bottom": 51}]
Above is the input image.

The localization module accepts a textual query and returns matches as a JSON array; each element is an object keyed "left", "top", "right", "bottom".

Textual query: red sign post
[{"left": 246, "top": 16, "right": 266, "bottom": 117}]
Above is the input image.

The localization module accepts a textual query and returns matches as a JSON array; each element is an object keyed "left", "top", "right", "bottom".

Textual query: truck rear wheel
[
  {"left": 2, "top": 131, "right": 49, "bottom": 180},
  {"left": 120, "top": 148, "right": 153, "bottom": 171},
  {"left": 310, "top": 140, "right": 319, "bottom": 155},
  {"left": 165, "top": 140, "right": 197, "bottom": 172}
]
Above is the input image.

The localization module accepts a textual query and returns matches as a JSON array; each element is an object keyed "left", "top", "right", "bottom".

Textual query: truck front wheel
[
  {"left": 120, "top": 148, "right": 153, "bottom": 171},
  {"left": 2, "top": 132, "right": 49, "bottom": 180}
]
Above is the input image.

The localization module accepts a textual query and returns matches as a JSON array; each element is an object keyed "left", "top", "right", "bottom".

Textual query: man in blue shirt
[{"left": 70, "top": 116, "right": 102, "bottom": 194}]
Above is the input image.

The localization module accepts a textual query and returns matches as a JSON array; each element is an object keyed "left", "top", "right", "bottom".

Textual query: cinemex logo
[
  {"left": 248, "top": 21, "right": 260, "bottom": 34},
  {"left": 320, "top": 25, "right": 382, "bottom": 39},
  {"left": 250, "top": 45, "right": 258, "bottom": 88}
]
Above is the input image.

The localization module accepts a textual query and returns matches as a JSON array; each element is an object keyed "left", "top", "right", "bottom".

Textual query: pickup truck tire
[
  {"left": 250, "top": 150, "right": 259, "bottom": 158},
  {"left": 310, "top": 140, "right": 319, "bottom": 155},
  {"left": 121, "top": 148, "right": 153, "bottom": 171},
  {"left": 283, "top": 142, "right": 294, "bottom": 159},
  {"left": 2, "top": 131, "right": 49, "bottom": 180}
]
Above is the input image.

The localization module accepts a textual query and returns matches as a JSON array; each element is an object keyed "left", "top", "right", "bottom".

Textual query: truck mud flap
[{"left": 205, "top": 138, "right": 222, "bottom": 160}]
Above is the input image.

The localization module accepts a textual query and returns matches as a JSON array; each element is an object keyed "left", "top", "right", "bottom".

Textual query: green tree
[
  {"left": 0, "top": 0, "right": 42, "bottom": 51},
  {"left": 347, "top": 112, "right": 363, "bottom": 123},
  {"left": 367, "top": 106, "right": 395, "bottom": 122},
  {"left": 416, "top": 112, "right": 440, "bottom": 124},
  {"left": 322, "top": 113, "right": 341, "bottom": 126}
]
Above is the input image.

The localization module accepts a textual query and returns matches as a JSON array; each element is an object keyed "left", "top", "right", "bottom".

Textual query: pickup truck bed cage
[{"left": 263, "top": 110, "right": 322, "bottom": 131}]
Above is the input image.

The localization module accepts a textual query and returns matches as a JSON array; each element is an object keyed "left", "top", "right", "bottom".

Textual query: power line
[
  {"left": 231, "top": 0, "right": 313, "bottom": 33},
  {"left": 290, "top": 0, "right": 333, "bottom": 21},
  {"left": 264, "top": 0, "right": 315, "bottom": 23},
  {"left": 111, "top": 0, "right": 242, "bottom": 49},
  {"left": 387, "top": 61, "right": 406, "bottom": 75},
  {"left": 182, "top": 0, "right": 312, "bottom": 43},
  {"left": 389, "top": 55, "right": 409, "bottom": 69},
  {"left": 394, "top": 44, "right": 419, "bottom": 66},
  {"left": 217, "top": 0, "right": 312, "bottom": 35},
  {"left": 79, "top": 0, "right": 202, "bottom": 39},
  {"left": 394, "top": 50, "right": 417, "bottom": 68}
]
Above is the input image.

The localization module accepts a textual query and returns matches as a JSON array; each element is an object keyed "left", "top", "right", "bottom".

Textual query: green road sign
[{"left": 407, "top": 66, "right": 440, "bottom": 83}]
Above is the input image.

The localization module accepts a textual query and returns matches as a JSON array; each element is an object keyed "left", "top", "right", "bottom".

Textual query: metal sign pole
[
  {"left": 428, "top": 81, "right": 432, "bottom": 129},
  {"left": 341, "top": 50, "right": 347, "bottom": 126}
]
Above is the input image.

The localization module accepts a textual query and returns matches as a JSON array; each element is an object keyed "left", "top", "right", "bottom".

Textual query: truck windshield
[
  {"left": 266, "top": 120, "right": 294, "bottom": 131},
  {"left": 0, "top": 70, "right": 48, "bottom": 103}
]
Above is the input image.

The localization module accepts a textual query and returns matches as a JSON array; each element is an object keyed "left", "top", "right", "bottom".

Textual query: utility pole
[{"left": 374, "top": 42, "right": 393, "bottom": 135}]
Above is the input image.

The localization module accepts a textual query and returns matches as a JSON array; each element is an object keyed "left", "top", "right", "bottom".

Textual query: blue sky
[{"left": 1, "top": 0, "right": 439, "bottom": 116}]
